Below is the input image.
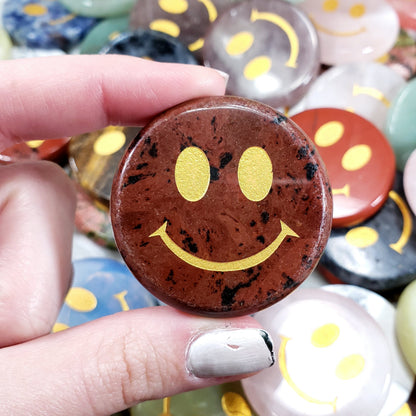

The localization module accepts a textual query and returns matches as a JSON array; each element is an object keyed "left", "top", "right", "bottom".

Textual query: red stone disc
[
  {"left": 291, "top": 108, "right": 396, "bottom": 228},
  {"left": 111, "top": 96, "right": 332, "bottom": 316},
  {"left": 0, "top": 138, "right": 70, "bottom": 164}
]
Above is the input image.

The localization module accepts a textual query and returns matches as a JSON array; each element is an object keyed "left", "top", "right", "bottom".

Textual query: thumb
[{"left": 0, "top": 306, "right": 274, "bottom": 416}]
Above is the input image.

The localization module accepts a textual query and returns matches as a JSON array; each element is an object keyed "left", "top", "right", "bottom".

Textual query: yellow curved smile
[
  {"left": 309, "top": 16, "right": 366, "bottom": 37},
  {"left": 149, "top": 220, "right": 299, "bottom": 272}
]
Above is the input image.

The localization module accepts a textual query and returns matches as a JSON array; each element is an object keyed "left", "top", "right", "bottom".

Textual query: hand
[{"left": 0, "top": 55, "right": 274, "bottom": 416}]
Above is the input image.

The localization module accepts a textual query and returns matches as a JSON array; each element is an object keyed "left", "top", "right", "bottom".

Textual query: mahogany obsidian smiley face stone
[{"left": 111, "top": 96, "right": 333, "bottom": 317}]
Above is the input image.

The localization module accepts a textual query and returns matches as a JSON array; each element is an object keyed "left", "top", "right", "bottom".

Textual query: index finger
[{"left": 0, "top": 55, "right": 227, "bottom": 150}]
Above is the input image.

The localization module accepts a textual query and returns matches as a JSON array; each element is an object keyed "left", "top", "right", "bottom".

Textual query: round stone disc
[
  {"left": 299, "top": 0, "right": 400, "bottom": 65},
  {"left": 203, "top": 0, "right": 320, "bottom": 108},
  {"left": 322, "top": 284, "right": 415, "bottom": 416},
  {"left": 99, "top": 29, "right": 198, "bottom": 64},
  {"left": 0, "top": 138, "right": 70, "bottom": 164},
  {"left": 241, "top": 288, "right": 392, "bottom": 416},
  {"left": 404, "top": 148, "right": 416, "bottom": 216},
  {"left": 2, "top": 0, "right": 97, "bottom": 51},
  {"left": 111, "top": 96, "right": 332, "bottom": 317},
  {"left": 57, "top": 0, "right": 136, "bottom": 18},
  {"left": 69, "top": 126, "right": 140, "bottom": 205},
  {"left": 319, "top": 172, "right": 416, "bottom": 292},
  {"left": 53, "top": 257, "right": 158, "bottom": 332},
  {"left": 387, "top": 0, "right": 416, "bottom": 31},
  {"left": 291, "top": 108, "right": 396, "bottom": 228}
]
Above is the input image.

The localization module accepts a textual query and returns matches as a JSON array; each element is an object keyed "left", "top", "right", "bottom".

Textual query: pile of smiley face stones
[{"left": 3, "top": 0, "right": 416, "bottom": 415}]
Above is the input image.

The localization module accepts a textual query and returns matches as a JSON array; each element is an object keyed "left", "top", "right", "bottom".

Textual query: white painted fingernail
[
  {"left": 212, "top": 68, "right": 229, "bottom": 86},
  {"left": 186, "top": 328, "right": 274, "bottom": 378}
]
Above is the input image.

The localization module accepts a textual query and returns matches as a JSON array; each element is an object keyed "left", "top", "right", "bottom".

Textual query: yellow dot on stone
[
  {"left": 93, "top": 130, "right": 126, "bottom": 156},
  {"left": 26, "top": 140, "right": 44, "bottom": 149},
  {"left": 158, "top": 0, "right": 188, "bottom": 14},
  {"left": 350, "top": 3, "right": 366, "bottom": 18},
  {"left": 323, "top": 0, "right": 338, "bottom": 12},
  {"left": 149, "top": 19, "right": 180, "bottom": 38},
  {"left": 243, "top": 56, "right": 272, "bottom": 80},
  {"left": 311, "top": 323, "right": 340, "bottom": 347},
  {"left": 345, "top": 226, "right": 379, "bottom": 248},
  {"left": 336, "top": 354, "right": 365, "bottom": 380},
  {"left": 23, "top": 4, "right": 48, "bottom": 16},
  {"left": 221, "top": 392, "right": 252, "bottom": 416},
  {"left": 342, "top": 144, "right": 372, "bottom": 171},
  {"left": 314, "top": 121, "right": 344, "bottom": 147},
  {"left": 108, "top": 31, "right": 121, "bottom": 41},
  {"left": 65, "top": 287, "right": 97, "bottom": 312},
  {"left": 226, "top": 31, "right": 254, "bottom": 56},
  {"left": 393, "top": 403, "right": 412, "bottom": 416},
  {"left": 52, "top": 322, "right": 69, "bottom": 333}
]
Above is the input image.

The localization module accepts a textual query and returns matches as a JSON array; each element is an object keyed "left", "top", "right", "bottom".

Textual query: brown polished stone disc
[{"left": 111, "top": 96, "right": 332, "bottom": 317}]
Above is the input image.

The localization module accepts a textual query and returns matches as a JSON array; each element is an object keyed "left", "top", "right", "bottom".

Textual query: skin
[{"left": 0, "top": 55, "right": 262, "bottom": 415}]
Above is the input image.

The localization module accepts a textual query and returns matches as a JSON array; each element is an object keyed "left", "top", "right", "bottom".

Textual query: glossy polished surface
[
  {"left": 58, "top": 0, "right": 135, "bottom": 17},
  {"left": 299, "top": 0, "right": 400, "bottom": 65},
  {"left": 387, "top": 0, "right": 416, "bottom": 30},
  {"left": 69, "top": 126, "right": 139, "bottom": 205},
  {"left": 385, "top": 78, "right": 416, "bottom": 171},
  {"left": 79, "top": 16, "right": 129, "bottom": 54},
  {"left": 2, "top": 0, "right": 97, "bottom": 50},
  {"left": 404, "top": 149, "right": 416, "bottom": 216},
  {"left": 319, "top": 172, "right": 416, "bottom": 292},
  {"left": 242, "top": 288, "right": 392, "bottom": 416},
  {"left": 292, "top": 108, "right": 396, "bottom": 228},
  {"left": 300, "top": 62, "right": 405, "bottom": 131},
  {"left": 203, "top": 0, "right": 320, "bottom": 108},
  {"left": 53, "top": 258, "right": 158, "bottom": 332},
  {"left": 111, "top": 96, "right": 332, "bottom": 317},
  {"left": 323, "top": 284, "right": 414, "bottom": 416},
  {"left": 73, "top": 183, "right": 116, "bottom": 250},
  {"left": 0, "top": 138, "right": 70, "bottom": 164},
  {"left": 100, "top": 29, "right": 198, "bottom": 64},
  {"left": 0, "top": 27, "right": 12, "bottom": 59},
  {"left": 397, "top": 280, "right": 416, "bottom": 374},
  {"left": 129, "top": 0, "right": 239, "bottom": 60}
]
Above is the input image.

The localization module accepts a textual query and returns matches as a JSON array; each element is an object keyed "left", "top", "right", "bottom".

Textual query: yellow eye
[
  {"left": 314, "top": 121, "right": 344, "bottom": 147},
  {"left": 345, "top": 227, "right": 379, "bottom": 248},
  {"left": 323, "top": 0, "right": 338, "bottom": 12},
  {"left": 149, "top": 19, "right": 181, "bottom": 38},
  {"left": 226, "top": 31, "right": 254, "bottom": 56},
  {"left": 158, "top": 0, "right": 188, "bottom": 14},
  {"left": 65, "top": 287, "right": 97, "bottom": 312},
  {"left": 238, "top": 147, "right": 273, "bottom": 202},
  {"left": 342, "top": 144, "right": 372, "bottom": 171},
  {"left": 175, "top": 146, "right": 210, "bottom": 202},
  {"left": 350, "top": 4, "right": 366, "bottom": 18}
]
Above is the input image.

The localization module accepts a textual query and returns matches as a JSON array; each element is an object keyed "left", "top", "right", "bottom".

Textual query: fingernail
[
  {"left": 212, "top": 68, "right": 229, "bottom": 86},
  {"left": 186, "top": 328, "right": 274, "bottom": 378}
]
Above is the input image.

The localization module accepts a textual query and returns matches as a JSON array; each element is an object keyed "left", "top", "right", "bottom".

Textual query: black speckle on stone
[
  {"left": 302, "top": 255, "right": 313, "bottom": 269},
  {"left": 211, "top": 115, "right": 217, "bottom": 132},
  {"left": 215, "top": 279, "right": 223, "bottom": 287},
  {"left": 144, "top": 137, "right": 151, "bottom": 145},
  {"left": 221, "top": 273, "right": 260, "bottom": 307},
  {"left": 287, "top": 172, "right": 296, "bottom": 181},
  {"left": 166, "top": 270, "right": 176, "bottom": 285},
  {"left": 261, "top": 211, "right": 269, "bottom": 224},
  {"left": 206, "top": 230, "right": 210, "bottom": 243},
  {"left": 123, "top": 173, "right": 153, "bottom": 187},
  {"left": 136, "top": 163, "right": 148, "bottom": 170},
  {"left": 246, "top": 268, "right": 254, "bottom": 276},
  {"left": 163, "top": 217, "right": 172, "bottom": 226},
  {"left": 210, "top": 166, "right": 220, "bottom": 181},
  {"left": 179, "top": 229, "right": 187, "bottom": 235},
  {"left": 140, "top": 241, "right": 149, "bottom": 247},
  {"left": 149, "top": 143, "right": 158, "bottom": 158},
  {"left": 250, "top": 220, "right": 256, "bottom": 227},
  {"left": 301, "top": 194, "right": 310, "bottom": 201},
  {"left": 304, "top": 162, "right": 318, "bottom": 180},
  {"left": 133, "top": 223, "right": 142, "bottom": 230},
  {"left": 180, "top": 143, "right": 187, "bottom": 152},
  {"left": 182, "top": 237, "right": 198, "bottom": 253},
  {"left": 282, "top": 272, "right": 298, "bottom": 290},
  {"left": 257, "top": 235, "right": 265, "bottom": 244},
  {"left": 219, "top": 152, "right": 233, "bottom": 169},
  {"left": 271, "top": 114, "right": 287, "bottom": 125},
  {"left": 296, "top": 146, "right": 309, "bottom": 160}
]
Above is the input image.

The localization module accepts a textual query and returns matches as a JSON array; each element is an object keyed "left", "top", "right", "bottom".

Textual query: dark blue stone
[
  {"left": 54, "top": 258, "right": 159, "bottom": 330},
  {"left": 319, "top": 172, "right": 416, "bottom": 292},
  {"left": 2, "top": 0, "right": 98, "bottom": 51},
  {"left": 99, "top": 29, "right": 198, "bottom": 64}
]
